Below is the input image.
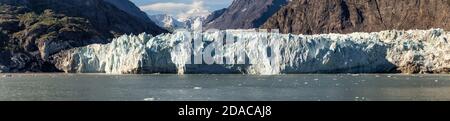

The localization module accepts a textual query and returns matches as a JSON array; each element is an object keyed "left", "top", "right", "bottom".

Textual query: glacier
[{"left": 52, "top": 29, "right": 450, "bottom": 74}]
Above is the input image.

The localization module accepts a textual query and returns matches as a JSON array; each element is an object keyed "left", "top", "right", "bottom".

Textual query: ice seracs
[
  {"left": 381, "top": 29, "right": 450, "bottom": 73},
  {"left": 53, "top": 29, "right": 450, "bottom": 74}
]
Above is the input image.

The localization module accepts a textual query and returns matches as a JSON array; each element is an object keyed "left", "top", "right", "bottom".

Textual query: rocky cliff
[
  {"left": 262, "top": 0, "right": 450, "bottom": 34},
  {"left": 0, "top": 0, "right": 167, "bottom": 72}
]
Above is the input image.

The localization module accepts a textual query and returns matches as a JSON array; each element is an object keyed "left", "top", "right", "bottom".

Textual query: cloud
[
  {"left": 140, "top": 2, "right": 190, "bottom": 12},
  {"left": 139, "top": 0, "right": 211, "bottom": 21}
]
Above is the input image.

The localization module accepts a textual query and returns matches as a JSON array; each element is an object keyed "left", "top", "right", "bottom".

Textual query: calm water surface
[{"left": 0, "top": 74, "right": 449, "bottom": 101}]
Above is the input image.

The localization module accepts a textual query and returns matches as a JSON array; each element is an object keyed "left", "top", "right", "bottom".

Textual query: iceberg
[{"left": 52, "top": 29, "right": 450, "bottom": 74}]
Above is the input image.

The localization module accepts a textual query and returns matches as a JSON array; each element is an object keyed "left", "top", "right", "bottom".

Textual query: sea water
[{"left": 0, "top": 74, "right": 449, "bottom": 101}]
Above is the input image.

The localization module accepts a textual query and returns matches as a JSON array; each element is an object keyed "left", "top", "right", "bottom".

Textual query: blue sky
[{"left": 130, "top": 0, "right": 233, "bottom": 20}]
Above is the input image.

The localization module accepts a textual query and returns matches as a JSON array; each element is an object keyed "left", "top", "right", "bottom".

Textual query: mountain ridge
[{"left": 261, "top": 0, "right": 450, "bottom": 34}]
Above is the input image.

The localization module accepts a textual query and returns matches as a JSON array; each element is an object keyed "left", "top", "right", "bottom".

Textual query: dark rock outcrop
[
  {"left": 0, "top": 0, "right": 167, "bottom": 72},
  {"left": 262, "top": 0, "right": 450, "bottom": 34},
  {"left": 204, "top": 0, "right": 289, "bottom": 30}
]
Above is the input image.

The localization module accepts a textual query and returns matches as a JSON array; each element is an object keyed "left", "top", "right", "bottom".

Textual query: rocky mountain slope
[
  {"left": 103, "top": 0, "right": 153, "bottom": 24},
  {"left": 203, "top": 8, "right": 227, "bottom": 26},
  {"left": 204, "top": 0, "right": 289, "bottom": 30},
  {"left": 0, "top": 0, "right": 167, "bottom": 72},
  {"left": 262, "top": 0, "right": 450, "bottom": 34}
]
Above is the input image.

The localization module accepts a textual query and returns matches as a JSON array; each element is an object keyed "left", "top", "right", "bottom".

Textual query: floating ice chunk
[
  {"left": 2, "top": 74, "right": 12, "bottom": 78},
  {"left": 144, "top": 97, "right": 155, "bottom": 101}
]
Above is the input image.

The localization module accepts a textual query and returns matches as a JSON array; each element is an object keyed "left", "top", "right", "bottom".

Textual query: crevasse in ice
[{"left": 53, "top": 29, "right": 450, "bottom": 74}]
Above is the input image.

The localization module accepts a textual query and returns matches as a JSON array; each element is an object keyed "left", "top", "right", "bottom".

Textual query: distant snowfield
[
  {"left": 53, "top": 29, "right": 450, "bottom": 75},
  {"left": 149, "top": 14, "right": 206, "bottom": 31}
]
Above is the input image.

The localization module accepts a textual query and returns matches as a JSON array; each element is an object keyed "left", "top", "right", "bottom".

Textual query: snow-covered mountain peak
[
  {"left": 149, "top": 14, "right": 186, "bottom": 30},
  {"left": 149, "top": 14, "right": 207, "bottom": 31}
]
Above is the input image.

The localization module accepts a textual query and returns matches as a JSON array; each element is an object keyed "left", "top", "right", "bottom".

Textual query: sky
[{"left": 130, "top": 0, "right": 233, "bottom": 20}]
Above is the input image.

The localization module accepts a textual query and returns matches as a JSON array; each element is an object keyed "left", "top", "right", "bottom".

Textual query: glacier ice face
[
  {"left": 53, "top": 29, "right": 450, "bottom": 74},
  {"left": 381, "top": 29, "right": 450, "bottom": 73}
]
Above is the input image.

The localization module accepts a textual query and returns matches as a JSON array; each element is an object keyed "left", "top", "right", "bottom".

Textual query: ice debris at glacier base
[{"left": 53, "top": 29, "right": 450, "bottom": 74}]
